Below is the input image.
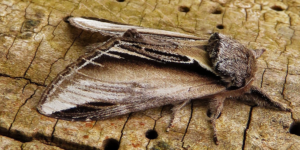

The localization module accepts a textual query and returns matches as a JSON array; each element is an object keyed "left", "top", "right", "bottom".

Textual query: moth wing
[
  {"left": 37, "top": 22, "right": 223, "bottom": 121},
  {"left": 67, "top": 17, "right": 203, "bottom": 40},
  {"left": 37, "top": 49, "right": 226, "bottom": 121},
  {"left": 175, "top": 45, "right": 216, "bottom": 74},
  {"left": 67, "top": 17, "right": 216, "bottom": 74}
]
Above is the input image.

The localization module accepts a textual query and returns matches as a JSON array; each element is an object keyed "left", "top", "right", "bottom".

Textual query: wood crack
[
  {"left": 8, "top": 88, "right": 38, "bottom": 141},
  {"left": 0, "top": 73, "right": 46, "bottom": 87},
  {"left": 181, "top": 101, "right": 193, "bottom": 149},
  {"left": 119, "top": 114, "right": 131, "bottom": 145},
  {"left": 23, "top": 38, "right": 44, "bottom": 77},
  {"left": 242, "top": 106, "right": 253, "bottom": 150}
]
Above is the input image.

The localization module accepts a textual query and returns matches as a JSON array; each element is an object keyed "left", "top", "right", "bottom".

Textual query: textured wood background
[{"left": 1, "top": 0, "right": 300, "bottom": 149}]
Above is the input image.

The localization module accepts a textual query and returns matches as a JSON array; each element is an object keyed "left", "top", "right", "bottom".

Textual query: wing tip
[{"left": 63, "top": 15, "right": 74, "bottom": 23}]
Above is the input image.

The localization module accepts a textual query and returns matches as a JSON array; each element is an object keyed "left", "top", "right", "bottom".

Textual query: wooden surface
[{"left": 0, "top": 0, "right": 300, "bottom": 149}]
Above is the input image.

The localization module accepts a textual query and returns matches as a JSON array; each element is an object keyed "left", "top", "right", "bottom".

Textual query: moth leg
[
  {"left": 207, "top": 96, "right": 226, "bottom": 145},
  {"left": 167, "top": 99, "right": 190, "bottom": 132},
  {"left": 239, "top": 86, "right": 291, "bottom": 112}
]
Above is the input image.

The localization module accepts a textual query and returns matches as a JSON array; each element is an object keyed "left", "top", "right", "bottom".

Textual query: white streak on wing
[
  {"left": 41, "top": 85, "right": 95, "bottom": 114},
  {"left": 112, "top": 42, "right": 195, "bottom": 64},
  {"left": 152, "top": 86, "right": 188, "bottom": 98},
  {"left": 74, "top": 71, "right": 131, "bottom": 87},
  {"left": 58, "top": 89, "right": 95, "bottom": 104},
  {"left": 96, "top": 50, "right": 124, "bottom": 59},
  {"left": 41, "top": 98, "right": 76, "bottom": 115},
  {"left": 77, "top": 53, "right": 104, "bottom": 70},
  {"left": 75, "top": 18, "right": 144, "bottom": 30},
  {"left": 82, "top": 58, "right": 103, "bottom": 67},
  {"left": 73, "top": 79, "right": 148, "bottom": 102},
  {"left": 42, "top": 83, "right": 109, "bottom": 115},
  {"left": 69, "top": 17, "right": 201, "bottom": 39},
  {"left": 65, "top": 83, "right": 128, "bottom": 101},
  {"left": 43, "top": 52, "right": 107, "bottom": 105},
  {"left": 109, "top": 46, "right": 156, "bottom": 61},
  {"left": 77, "top": 79, "right": 132, "bottom": 89},
  {"left": 42, "top": 77, "right": 146, "bottom": 115}
]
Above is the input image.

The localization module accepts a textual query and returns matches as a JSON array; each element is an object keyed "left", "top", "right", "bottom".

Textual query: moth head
[{"left": 206, "top": 33, "right": 265, "bottom": 89}]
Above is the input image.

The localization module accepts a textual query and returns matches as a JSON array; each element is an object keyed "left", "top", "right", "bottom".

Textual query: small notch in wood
[
  {"left": 178, "top": 6, "right": 190, "bottom": 13},
  {"left": 216, "top": 24, "right": 225, "bottom": 29},
  {"left": 211, "top": 9, "right": 222, "bottom": 14},
  {"left": 271, "top": 5, "right": 284, "bottom": 11}
]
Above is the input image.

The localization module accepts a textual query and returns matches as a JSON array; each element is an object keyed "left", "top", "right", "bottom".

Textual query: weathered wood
[
  {"left": 0, "top": 135, "right": 63, "bottom": 150},
  {"left": 0, "top": 0, "right": 300, "bottom": 149}
]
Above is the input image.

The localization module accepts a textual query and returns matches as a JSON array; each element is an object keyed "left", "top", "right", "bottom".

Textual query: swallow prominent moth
[{"left": 37, "top": 17, "right": 291, "bottom": 144}]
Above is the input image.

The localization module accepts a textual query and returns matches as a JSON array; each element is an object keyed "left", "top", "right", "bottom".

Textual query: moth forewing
[
  {"left": 67, "top": 17, "right": 204, "bottom": 40},
  {"left": 37, "top": 26, "right": 223, "bottom": 118},
  {"left": 37, "top": 34, "right": 226, "bottom": 120},
  {"left": 67, "top": 17, "right": 216, "bottom": 73}
]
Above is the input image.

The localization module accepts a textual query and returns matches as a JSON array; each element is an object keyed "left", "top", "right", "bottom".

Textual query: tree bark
[{"left": 0, "top": 0, "right": 300, "bottom": 149}]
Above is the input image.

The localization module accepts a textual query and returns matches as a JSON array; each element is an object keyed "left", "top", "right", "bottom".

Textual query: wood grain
[{"left": 0, "top": 0, "right": 300, "bottom": 149}]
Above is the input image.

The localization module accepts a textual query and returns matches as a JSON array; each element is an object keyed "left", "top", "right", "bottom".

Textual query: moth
[{"left": 37, "top": 16, "right": 291, "bottom": 145}]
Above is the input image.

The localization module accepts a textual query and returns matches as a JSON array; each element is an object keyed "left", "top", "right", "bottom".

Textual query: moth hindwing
[{"left": 37, "top": 16, "right": 291, "bottom": 145}]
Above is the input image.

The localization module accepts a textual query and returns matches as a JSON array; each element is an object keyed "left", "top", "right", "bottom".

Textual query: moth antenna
[{"left": 167, "top": 100, "right": 190, "bottom": 132}]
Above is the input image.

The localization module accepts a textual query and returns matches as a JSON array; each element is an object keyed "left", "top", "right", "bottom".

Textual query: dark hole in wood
[
  {"left": 103, "top": 138, "right": 119, "bottom": 150},
  {"left": 290, "top": 122, "right": 300, "bottom": 136},
  {"left": 216, "top": 24, "right": 224, "bottom": 29},
  {"left": 116, "top": 0, "right": 125, "bottom": 2},
  {"left": 145, "top": 129, "right": 158, "bottom": 139},
  {"left": 178, "top": 6, "right": 190, "bottom": 12},
  {"left": 271, "top": 5, "right": 284, "bottom": 11},
  {"left": 212, "top": 9, "right": 222, "bottom": 14}
]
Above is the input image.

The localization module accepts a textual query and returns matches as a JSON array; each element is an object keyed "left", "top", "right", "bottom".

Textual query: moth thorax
[{"left": 206, "top": 33, "right": 256, "bottom": 88}]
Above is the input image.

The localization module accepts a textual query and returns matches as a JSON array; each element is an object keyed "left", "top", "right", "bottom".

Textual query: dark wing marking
[
  {"left": 67, "top": 17, "right": 215, "bottom": 73},
  {"left": 99, "top": 29, "right": 216, "bottom": 74}
]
